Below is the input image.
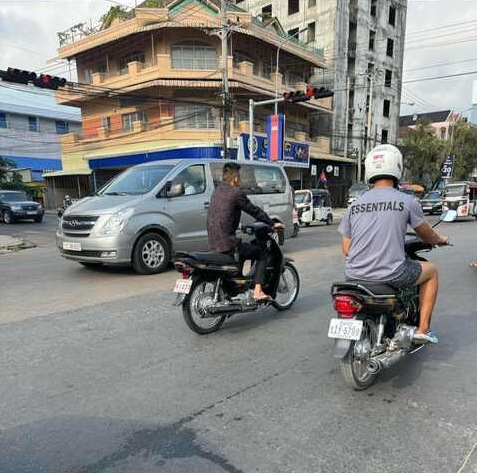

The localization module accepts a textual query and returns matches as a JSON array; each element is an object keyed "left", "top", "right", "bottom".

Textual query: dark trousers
[{"left": 224, "top": 242, "right": 266, "bottom": 285}]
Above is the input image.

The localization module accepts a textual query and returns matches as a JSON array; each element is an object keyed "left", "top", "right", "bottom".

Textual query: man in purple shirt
[{"left": 207, "top": 162, "right": 283, "bottom": 301}]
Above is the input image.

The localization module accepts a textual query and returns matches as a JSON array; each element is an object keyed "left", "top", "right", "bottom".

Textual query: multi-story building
[
  {"left": 48, "top": 0, "right": 356, "bottom": 205},
  {"left": 399, "top": 110, "right": 463, "bottom": 141},
  {"left": 0, "top": 85, "right": 81, "bottom": 206},
  {"left": 234, "top": 0, "right": 407, "bottom": 167}
]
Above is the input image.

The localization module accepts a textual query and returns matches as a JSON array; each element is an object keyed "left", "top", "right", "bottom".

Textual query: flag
[{"left": 318, "top": 170, "right": 327, "bottom": 188}]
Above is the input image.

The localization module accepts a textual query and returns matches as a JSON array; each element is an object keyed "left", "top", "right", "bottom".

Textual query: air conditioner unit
[{"left": 227, "top": 137, "right": 237, "bottom": 148}]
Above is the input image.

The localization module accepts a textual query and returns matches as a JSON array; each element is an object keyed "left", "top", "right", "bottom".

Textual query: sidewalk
[{"left": 0, "top": 235, "right": 24, "bottom": 252}]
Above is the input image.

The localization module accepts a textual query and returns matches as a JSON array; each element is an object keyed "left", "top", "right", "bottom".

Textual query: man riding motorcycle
[
  {"left": 338, "top": 144, "right": 448, "bottom": 344},
  {"left": 206, "top": 162, "right": 284, "bottom": 301}
]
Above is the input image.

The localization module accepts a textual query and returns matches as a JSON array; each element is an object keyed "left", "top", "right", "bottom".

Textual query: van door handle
[{"left": 204, "top": 202, "right": 209, "bottom": 209}]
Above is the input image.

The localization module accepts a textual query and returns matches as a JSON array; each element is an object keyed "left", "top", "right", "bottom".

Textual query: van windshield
[
  {"left": 0, "top": 192, "right": 28, "bottom": 202},
  {"left": 99, "top": 165, "right": 174, "bottom": 195}
]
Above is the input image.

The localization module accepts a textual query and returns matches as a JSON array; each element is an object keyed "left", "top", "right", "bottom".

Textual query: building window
[
  {"left": 121, "top": 111, "right": 147, "bottom": 132},
  {"left": 28, "top": 116, "right": 39, "bottom": 132},
  {"left": 261, "top": 4, "right": 272, "bottom": 18},
  {"left": 370, "top": 0, "right": 377, "bottom": 17},
  {"left": 101, "top": 116, "right": 111, "bottom": 130},
  {"left": 309, "top": 0, "right": 316, "bottom": 6},
  {"left": 0, "top": 112, "right": 7, "bottom": 128},
  {"left": 386, "top": 38, "right": 394, "bottom": 57},
  {"left": 288, "top": 27, "right": 299, "bottom": 40},
  {"left": 367, "top": 62, "right": 374, "bottom": 74},
  {"left": 440, "top": 127, "right": 447, "bottom": 140},
  {"left": 383, "top": 99, "right": 390, "bottom": 118},
  {"left": 174, "top": 105, "right": 217, "bottom": 129},
  {"left": 385, "top": 69, "right": 392, "bottom": 87},
  {"left": 307, "top": 22, "right": 316, "bottom": 43},
  {"left": 389, "top": 5, "right": 396, "bottom": 26},
  {"left": 381, "top": 129, "right": 389, "bottom": 143},
  {"left": 55, "top": 121, "right": 69, "bottom": 134},
  {"left": 369, "top": 30, "right": 375, "bottom": 51},
  {"left": 288, "top": 0, "right": 299, "bottom": 15},
  {"left": 119, "top": 51, "right": 145, "bottom": 75},
  {"left": 171, "top": 42, "right": 217, "bottom": 70}
]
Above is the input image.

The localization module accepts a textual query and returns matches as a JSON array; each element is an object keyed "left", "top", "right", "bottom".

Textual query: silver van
[{"left": 56, "top": 159, "right": 294, "bottom": 274}]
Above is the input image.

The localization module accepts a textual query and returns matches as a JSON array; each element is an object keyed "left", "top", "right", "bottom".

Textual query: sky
[{"left": 0, "top": 0, "right": 476, "bottom": 118}]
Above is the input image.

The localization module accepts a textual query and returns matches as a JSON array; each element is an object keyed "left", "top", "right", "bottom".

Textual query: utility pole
[
  {"left": 343, "top": 74, "right": 350, "bottom": 162},
  {"left": 366, "top": 73, "right": 374, "bottom": 153},
  {"left": 221, "top": 0, "right": 229, "bottom": 159}
]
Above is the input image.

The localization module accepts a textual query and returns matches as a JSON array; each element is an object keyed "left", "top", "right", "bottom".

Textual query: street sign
[{"left": 441, "top": 155, "right": 454, "bottom": 179}]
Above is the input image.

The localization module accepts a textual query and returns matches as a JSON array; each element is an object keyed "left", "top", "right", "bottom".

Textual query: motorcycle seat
[
  {"left": 332, "top": 281, "right": 397, "bottom": 297},
  {"left": 189, "top": 251, "right": 237, "bottom": 265}
]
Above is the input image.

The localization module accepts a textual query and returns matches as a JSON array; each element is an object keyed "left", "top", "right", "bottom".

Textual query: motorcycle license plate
[
  {"left": 173, "top": 278, "right": 192, "bottom": 294},
  {"left": 328, "top": 318, "right": 363, "bottom": 340}
]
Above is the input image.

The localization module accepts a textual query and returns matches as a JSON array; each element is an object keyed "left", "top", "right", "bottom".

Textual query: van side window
[{"left": 172, "top": 164, "right": 206, "bottom": 195}]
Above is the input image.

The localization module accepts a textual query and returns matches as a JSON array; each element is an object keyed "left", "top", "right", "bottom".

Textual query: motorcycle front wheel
[
  {"left": 340, "top": 317, "right": 379, "bottom": 390},
  {"left": 272, "top": 262, "right": 300, "bottom": 311},
  {"left": 182, "top": 279, "right": 226, "bottom": 334}
]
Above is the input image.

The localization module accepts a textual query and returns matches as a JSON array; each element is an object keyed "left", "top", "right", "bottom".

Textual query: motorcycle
[
  {"left": 173, "top": 222, "right": 300, "bottom": 334},
  {"left": 57, "top": 195, "right": 76, "bottom": 218},
  {"left": 328, "top": 210, "right": 457, "bottom": 390}
]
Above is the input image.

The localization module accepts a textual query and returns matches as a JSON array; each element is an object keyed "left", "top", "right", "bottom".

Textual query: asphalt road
[{"left": 1, "top": 214, "right": 476, "bottom": 473}]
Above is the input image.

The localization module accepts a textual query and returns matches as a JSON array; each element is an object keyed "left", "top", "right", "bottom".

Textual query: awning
[
  {"left": 310, "top": 151, "right": 356, "bottom": 164},
  {"left": 43, "top": 169, "right": 92, "bottom": 177},
  {"left": 86, "top": 145, "right": 223, "bottom": 170}
]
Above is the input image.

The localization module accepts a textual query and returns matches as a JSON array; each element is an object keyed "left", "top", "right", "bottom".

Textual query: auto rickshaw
[{"left": 295, "top": 189, "right": 333, "bottom": 226}]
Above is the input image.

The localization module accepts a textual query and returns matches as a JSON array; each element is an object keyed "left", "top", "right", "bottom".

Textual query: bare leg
[{"left": 415, "top": 261, "right": 438, "bottom": 334}]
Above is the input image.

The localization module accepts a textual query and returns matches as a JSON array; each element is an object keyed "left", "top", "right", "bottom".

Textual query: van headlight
[{"left": 99, "top": 208, "right": 134, "bottom": 236}]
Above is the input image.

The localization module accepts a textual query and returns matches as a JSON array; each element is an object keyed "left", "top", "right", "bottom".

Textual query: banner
[
  {"left": 238, "top": 133, "right": 309, "bottom": 168},
  {"left": 266, "top": 114, "right": 284, "bottom": 162},
  {"left": 441, "top": 155, "right": 454, "bottom": 179}
]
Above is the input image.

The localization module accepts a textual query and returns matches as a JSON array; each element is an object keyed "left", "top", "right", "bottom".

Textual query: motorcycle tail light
[
  {"left": 181, "top": 267, "right": 191, "bottom": 279},
  {"left": 333, "top": 295, "right": 362, "bottom": 318}
]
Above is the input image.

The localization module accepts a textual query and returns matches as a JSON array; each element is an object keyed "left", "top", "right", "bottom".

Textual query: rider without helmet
[{"left": 364, "top": 144, "right": 403, "bottom": 188}]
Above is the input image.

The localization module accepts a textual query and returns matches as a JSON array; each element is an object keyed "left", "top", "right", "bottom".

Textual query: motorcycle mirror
[{"left": 439, "top": 210, "right": 457, "bottom": 222}]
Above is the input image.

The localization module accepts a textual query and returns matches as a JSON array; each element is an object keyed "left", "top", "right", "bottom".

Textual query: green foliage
[
  {"left": 448, "top": 122, "right": 477, "bottom": 180},
  {"left": 137, "top": 0, "right": 165, "bottom": 7},
  {"left": 401, "top": 120, "right": 445, "bottom": 187},
  {"left": 0, "top": 156, "right": 16, "bottom": 182},
  {"left": 100, "top": 5, "right": 129, "bottom": 29},
  {"left": 0, "top": 157, "right": 27, "bottom": 192}
]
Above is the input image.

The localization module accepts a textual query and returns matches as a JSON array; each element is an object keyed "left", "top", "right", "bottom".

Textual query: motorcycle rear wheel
[
  {"left": 182, "top": 280, "right": 226, "bottom": 334},
  {"left": 340, "top": 317, "right": 378, "bottom": 390}
]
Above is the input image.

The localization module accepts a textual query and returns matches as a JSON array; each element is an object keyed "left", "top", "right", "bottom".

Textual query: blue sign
[
  {"left": 441, "top": 155, "right": 454, "bottom": 179},
  {"left": 239, "top": 133, "right": 309, "bottom": 168}
]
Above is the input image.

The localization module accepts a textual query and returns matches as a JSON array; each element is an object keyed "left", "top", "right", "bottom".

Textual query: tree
[
  {"left": 401, "top": 120, "right": 446, "bottom": 188},
  {"left": 0, "top": 156, "right": 16, "bottom": 183},
  {"left": 447, "top": 122, "right": 477, "bottom": 180},
  {"left": 100, "top": 6, "right": 129, "bottom": 29},
  {"left": 0, "top": 156, "right": 27, "bottom": 192}
]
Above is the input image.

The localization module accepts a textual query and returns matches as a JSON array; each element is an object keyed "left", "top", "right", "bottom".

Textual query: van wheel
[
  {"left": 326, "top": 214, "right": 333, "bottom": 225},
  {"left": 132, "top": 233, "right": 170, "bottom": 274}
]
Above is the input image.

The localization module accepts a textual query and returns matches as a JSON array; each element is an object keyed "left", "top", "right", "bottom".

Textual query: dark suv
[
  {"left": 420, "top": 191, "right": 442, "bottom": 215},
  {"left": 0, "top": 190, "right": 44, "bottom": 224}
]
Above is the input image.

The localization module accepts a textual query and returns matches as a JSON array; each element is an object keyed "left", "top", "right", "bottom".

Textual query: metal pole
[
  {"left": 358, "top": 141, "right": 362, "bottom": 182},
  {"left": 367, "top": 74, "right": 373, "bottom": 153},
  {"left": 343, "top": 74, "right": 350, "bottom": 160},
  {"left": 275, "top": 47, "right": 280, "bottom": 115},
  {"left": 249, "top": 99, "right": 254, "bottom": 160},
  {"left": 221, "top": 0, "right": 229, "bottom": 159}
]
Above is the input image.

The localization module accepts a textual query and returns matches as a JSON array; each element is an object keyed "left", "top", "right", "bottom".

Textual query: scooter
[
  {"left": 173, "top": 222, "right": 300, "bottom": 334},
  {"left": 57, "top": 195, "right": 76, "bottom": 218},
  {"left": 328, "top": 210, "right": 457, "bottom": 390}
]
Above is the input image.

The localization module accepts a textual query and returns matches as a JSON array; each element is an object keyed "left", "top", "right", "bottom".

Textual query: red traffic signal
[
  {"left": 33, "top": 74, "right": 67, "bottom": 90},
  {"left": 283, "top": 87, "right": 334, "bottom": 103},
  {"left": 0, "top": 67, "right": 67, "bottom": 90}
]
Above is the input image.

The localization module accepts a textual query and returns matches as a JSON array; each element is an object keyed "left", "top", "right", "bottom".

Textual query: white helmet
[{"left": 364, "top": 144, "right": 403, "bottom": 185}]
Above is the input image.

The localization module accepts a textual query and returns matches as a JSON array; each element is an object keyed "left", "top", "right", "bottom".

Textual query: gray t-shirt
[{"left": 338, "top": 186, "right": 425, "bottom": 281}]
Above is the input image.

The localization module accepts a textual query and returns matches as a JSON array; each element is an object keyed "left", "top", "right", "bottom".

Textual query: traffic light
[
  {"left": 282, "top": 87, "right": 334, "bottom": 103},
  {"left": 0, "top": 67, "right": 67, "bottom": 90}
]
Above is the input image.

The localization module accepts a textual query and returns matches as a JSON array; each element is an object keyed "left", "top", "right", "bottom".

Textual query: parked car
[
  {"left": 0, "top": 190, "right": 44, "bottom": 223},
  {"left": 56, "top": 159, "right": 295, "bottom": 274},
  {"left": 420, "top": 190, "right": 442, "bottom": 215},
  {"left": 347, "top": 182, "right": 368, "bottom": 206}
]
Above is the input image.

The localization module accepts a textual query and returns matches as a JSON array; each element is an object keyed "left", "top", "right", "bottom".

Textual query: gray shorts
[{"left": 385, "top": 259, "right": 422, "bottom": 289}]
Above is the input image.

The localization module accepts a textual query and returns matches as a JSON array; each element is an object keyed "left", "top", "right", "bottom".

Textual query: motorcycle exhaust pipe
[
  {"left": 205, "top": 304, "right": 259, "bottom": 317},
  {"left": 367, "top": 349, "right": 407, "bottom": 374}
]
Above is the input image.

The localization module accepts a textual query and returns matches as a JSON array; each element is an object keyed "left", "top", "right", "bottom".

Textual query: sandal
[{"left": 413, "top": 330, "right": 438, "bottom": 344}]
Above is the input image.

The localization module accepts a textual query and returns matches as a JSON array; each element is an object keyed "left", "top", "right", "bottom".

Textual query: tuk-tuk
[
  {"left": 294, "top": 189, "right": 333, "bottom": 226},
  {"left": 442, "top": 181, "right": 477, "bottom": 219}
]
